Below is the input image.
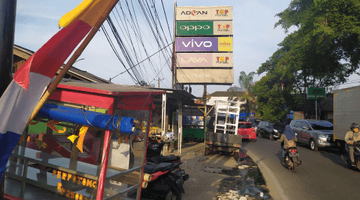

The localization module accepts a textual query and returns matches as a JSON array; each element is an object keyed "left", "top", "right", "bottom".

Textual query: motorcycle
[
  {"left": 141, "top": 161, "right": 189, "bottom": 200},
  {"left": 277, "top": 138, "right": 301, "bottom": 173},
  {"left": 146, "top": 141, "right": 181, "bottom": 164},
  {"left": 341, "top": 140, "right": 360, "bottom": 170},
  {"left": 283, "top": 147, "right": 302, "bottom": 173}
]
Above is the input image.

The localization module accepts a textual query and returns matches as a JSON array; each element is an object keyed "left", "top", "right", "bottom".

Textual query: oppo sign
[
  {"left": 176, "top": 21, "right": 213, "bottom": 35},
  {"left": 180, "top": 25, "right": 211, "bottom": 31}
]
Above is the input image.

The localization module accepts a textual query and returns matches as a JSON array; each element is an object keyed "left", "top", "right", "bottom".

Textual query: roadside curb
[{"left": 243, "top": 148, "right": 289, "bottom": 200}]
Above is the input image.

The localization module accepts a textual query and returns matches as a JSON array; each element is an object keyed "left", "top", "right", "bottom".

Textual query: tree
[
  {"left": 255, "top": 0, "right": 360, "bottom": 118},
  {"left": 228, "top": 71, "right": 256, "bottom": 115}
]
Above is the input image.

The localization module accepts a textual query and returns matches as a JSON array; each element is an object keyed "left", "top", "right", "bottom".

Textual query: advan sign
[
  {"left": 176, "top": 53, "right": 233, "bottom": 67},
  {"left": 176, "top": 6, "right": 233, "bottom": 21},
  {"left": 175, "top": 37, "right": 233, "bottom": 52}
]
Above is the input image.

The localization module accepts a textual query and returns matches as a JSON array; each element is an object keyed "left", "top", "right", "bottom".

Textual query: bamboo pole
[{"left": 27, "top": 0, "right": 119, "bottom": 125}]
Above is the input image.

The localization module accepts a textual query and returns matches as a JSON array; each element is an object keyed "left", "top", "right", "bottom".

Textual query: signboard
[
  {"left": 294, "top": 111, "right": 304, "bottom": 120},
  {"left": 176, "top": 6, "right": 233, "bottom": 20},
  {"left": 176, "top": 68, "right": 233, "bottom": 84},
  {"left": 176, "top": 53, "right": 233, "bottom": 67},
  {"left": 307, "top": 87, "right": 326, "bottom": 99},
  {"left": 175, "top": 37, "right": 233, "bottom": 52},
  {"left": 176, "top": 21, "right": 213, "bottom": 35},
  {"left": 176, "top": 21, "right": 233, "bottom": 36},
  {"left": 213, "top": 21, "right": 233, "bottom": 35}
]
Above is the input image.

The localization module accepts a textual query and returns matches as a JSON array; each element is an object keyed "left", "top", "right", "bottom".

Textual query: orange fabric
[{"left": 64, "top": 0, "right": 118, "bottom": 28}]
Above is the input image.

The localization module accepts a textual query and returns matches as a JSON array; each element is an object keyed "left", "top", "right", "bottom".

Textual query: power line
[{"left": 111, "top": 42, "right": 173, "bottom": 80}]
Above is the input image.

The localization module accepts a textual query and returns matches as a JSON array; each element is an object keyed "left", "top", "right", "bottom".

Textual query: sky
[{"left": 14, "top": 0, "right": 360, "bottom": 97}]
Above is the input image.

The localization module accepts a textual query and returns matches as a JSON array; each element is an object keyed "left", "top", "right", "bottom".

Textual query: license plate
[{"left": 243, "top": 135, "right": 249, "bottom": 137}]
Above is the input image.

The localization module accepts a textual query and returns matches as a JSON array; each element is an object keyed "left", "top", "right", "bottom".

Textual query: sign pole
[
  {"left": 315, "top": 99, "right": 317, "bottom": 120},
  {"left": 172, "top": 1, "right": 177, "bottom": 89},
  {"left": 0, "top": 1, "right": 17, "bottom": 198}
]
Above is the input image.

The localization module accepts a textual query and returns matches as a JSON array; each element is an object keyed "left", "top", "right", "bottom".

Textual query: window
[
  {"left": 301, "top": 122, "right": 311, "bottom": 129},
  {"left": 239, "top": 123, "right": 253, "bottom": 128},
  {"left": 310, "top": 121, "right": 333, "bottom": 130},
  {"left": 294, "top": 121, "right": 303, "bottom": 128},
  {"left": 290, "top": 121, "right": 296, "bottom": 127}
]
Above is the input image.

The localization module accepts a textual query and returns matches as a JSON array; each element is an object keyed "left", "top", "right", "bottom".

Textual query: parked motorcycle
[
  {"left": 341, "top": 140, "right": 360, "bottom": 170},
  {"left": 147, "top": 141, "right": 181, "bottom": 164},
  {"left": 283, "top": 147, "right": 302, "bottom": 173},
  {"left": 141, "top": 161, "right": 189, "bottom": 200}
]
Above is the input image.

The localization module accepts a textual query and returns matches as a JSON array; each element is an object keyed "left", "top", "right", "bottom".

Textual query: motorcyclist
[
  {"left": 345, "top": 123, "right": 360, "bottom": 167},
  {"left": 277, "top": 125, "right": 297, "bottom": 164}
]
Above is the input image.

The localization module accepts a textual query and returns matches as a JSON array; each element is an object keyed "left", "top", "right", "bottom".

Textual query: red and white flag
[{"left": 0, "top": 0, "right": 118, "bottom": 180}]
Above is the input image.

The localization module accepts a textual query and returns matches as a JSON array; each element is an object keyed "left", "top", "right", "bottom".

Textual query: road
[{"left": 242, "top": 138, "right": 360, "bottom": 200}]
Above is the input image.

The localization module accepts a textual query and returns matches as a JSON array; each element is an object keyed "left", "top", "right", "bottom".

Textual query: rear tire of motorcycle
[
  {"left": 309, "top": 139, "right": 318, "bottom": 151},
  {"left": 292, "top": 162, "right": 298, "bottom": 173},
  {"left": 174, "top": 192, "right": 182, "bottom": 200},
  {"left": 165, "top": 191, "right": 175, "bottom": 200}
]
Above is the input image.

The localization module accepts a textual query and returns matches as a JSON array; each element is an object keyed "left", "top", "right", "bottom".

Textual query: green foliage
[
  {"left": 254, "top": 0, "right": 360, "bottom": 119},
  {"left": 228, "top": 71, "right": 256, "bottom": 114}
]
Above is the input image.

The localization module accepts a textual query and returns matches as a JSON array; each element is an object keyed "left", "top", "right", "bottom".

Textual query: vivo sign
[
  {"left": 176, "top": 53, "right": 233, "bottom": 67},
  {"left": 175, "top": 37, "right": 233, "bottom": 52}
]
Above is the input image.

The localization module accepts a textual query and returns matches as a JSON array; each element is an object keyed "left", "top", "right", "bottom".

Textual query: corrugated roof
[
  {"left": 209, "top": 91, "right": 246, "bottom": 97},
  {"left": 58, "top": 80, "right": 198, "bottom": 105},
  {"left": 14, "top": 44, "right": 111, "bottom": 84}
]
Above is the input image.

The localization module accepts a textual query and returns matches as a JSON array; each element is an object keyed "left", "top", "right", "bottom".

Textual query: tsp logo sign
[
  {"left": 217, "top": 24, "right": 230, "bottom": 32},
  {"left": 216, "top": 56, "right": 230, "bottom": 64},
  {"left": 215, "top": 9, "right": 229, "bottom": 16}
]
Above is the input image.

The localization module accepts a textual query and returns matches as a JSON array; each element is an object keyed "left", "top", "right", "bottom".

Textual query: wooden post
[
  {"left": 203, "top": 85, "right": 207, "bottom": 143},
  {"left": 177, "top": 100, "right": 183, "bottom": 154}
]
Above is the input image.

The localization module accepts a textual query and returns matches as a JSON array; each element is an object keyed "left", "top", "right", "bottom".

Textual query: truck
[
  {"left": 205, "top": 100, "right": 245, "bottom": 156},
  {"left": 333, "top": 86, "right": 360, "bottom": 150}
]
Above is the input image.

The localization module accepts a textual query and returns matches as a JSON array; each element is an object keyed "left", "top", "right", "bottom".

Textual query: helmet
[
  {"left": 350, "top": 123, "right": 359, "bottom": 131},
  {"left": 162, "top": 132, "right": 175, "bottom": 143}
]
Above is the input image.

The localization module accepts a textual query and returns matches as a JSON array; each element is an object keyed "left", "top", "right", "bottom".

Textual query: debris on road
[{"left": 214, "top": 149, "right": 271, "bottom": 200}]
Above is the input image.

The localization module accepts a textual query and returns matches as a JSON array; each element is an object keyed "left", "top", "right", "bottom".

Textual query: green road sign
[
  {"left": 176, "top": 21, "right": 213, "bottom": 36},
  {"left": 307, "top": 87, "right": 326, "bottom": 99}
]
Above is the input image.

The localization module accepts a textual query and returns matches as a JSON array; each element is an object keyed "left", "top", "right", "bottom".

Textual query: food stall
[{"left": 4, "top": 81, "right": 164, "bottom": 200}]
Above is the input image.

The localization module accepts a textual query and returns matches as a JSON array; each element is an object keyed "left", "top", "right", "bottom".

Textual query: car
[
  {"left": 289, "top": 119, "right": 336, "bottom": 151},
  {"left": 270, "top": 121, "right": 286, "bottom": 134},
  {"left": 256, "top": 121, "right": 281, "bottom": 140},
  {"left": 248, "top": 118, "right": 262, "bottom": 132},
  {"left": 238, "top": 122, "right": 256, "bottom": 141}
]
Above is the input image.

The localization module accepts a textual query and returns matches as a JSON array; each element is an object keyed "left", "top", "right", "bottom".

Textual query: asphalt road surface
[{"left": 242, "top": 138, "right": 360, "bottom": 200}]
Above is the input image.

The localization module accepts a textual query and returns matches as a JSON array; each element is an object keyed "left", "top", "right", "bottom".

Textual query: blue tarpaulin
[{"left": 38, "top": 104, "right": 135, "bottom": 133}]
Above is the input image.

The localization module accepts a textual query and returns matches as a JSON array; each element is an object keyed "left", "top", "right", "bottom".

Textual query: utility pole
[
  {"left": 157, "top": 78, "right": 164, "bottom": 88},
  {"left": 171, "top": 1, "right": 177, "bottom": 89},
  {"left": 0, "top": 1, "right": 17, "bottom": 198}
]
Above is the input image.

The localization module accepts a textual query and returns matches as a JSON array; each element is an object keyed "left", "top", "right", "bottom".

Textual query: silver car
[{"left": 289, "top": 119, "right": 336, "bottom": 151}]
